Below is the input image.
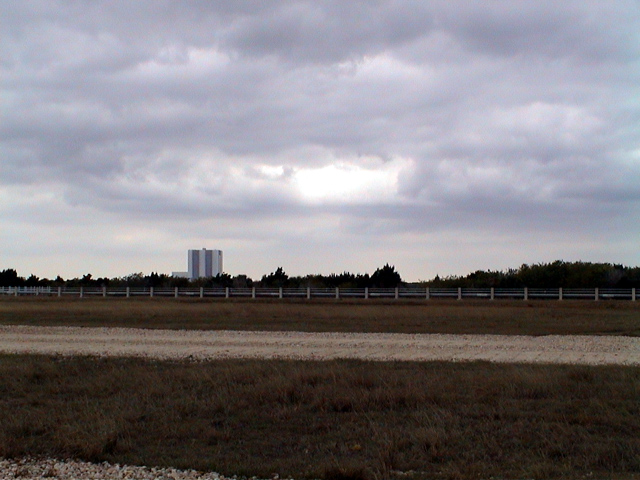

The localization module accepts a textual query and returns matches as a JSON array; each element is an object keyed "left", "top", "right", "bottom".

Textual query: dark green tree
[
  {"left": 209, "top": 273, "right": 233, "bottom": 288},
  {"left": 0, "top": 269, "right": 23, "bottom": 287},
  {"left": 232, "top": 274, "right": 253, "bottom": 288},
  {"left": 370, "top": 264, "right": 402, "bottom": 288},
  {"left": 25, "top": 274, "right": 41, "bottom": 287},
  {"left": 261, "top": 267, "right": 289, "bottom": 287}
]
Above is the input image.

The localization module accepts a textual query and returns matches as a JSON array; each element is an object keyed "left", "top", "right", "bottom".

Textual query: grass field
[
  {"left": 1, "top": 297, "right": 639, "bottom": 335},
  {"left": 1, "top": 298, "right": 639, "bottom": 479},
  {"left": 1, "top": 355, "right": 639, "bottom": 480}
]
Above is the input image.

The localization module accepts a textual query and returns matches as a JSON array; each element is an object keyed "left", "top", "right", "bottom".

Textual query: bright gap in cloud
[{"left": 294, "top": 159, "right": 410, "bottom": 204}]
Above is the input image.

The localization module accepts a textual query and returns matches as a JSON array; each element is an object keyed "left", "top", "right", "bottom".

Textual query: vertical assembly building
[
  {"left": 172, "top": 248, "right": 223, "bottom": 280},
  {"left": 188, "top": 248, "right": 223, "bottom": 279}
]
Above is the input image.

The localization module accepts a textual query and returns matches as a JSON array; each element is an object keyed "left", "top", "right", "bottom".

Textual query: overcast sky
[{"left": 2, "top": 1, "right": 639, "bottom": 281}]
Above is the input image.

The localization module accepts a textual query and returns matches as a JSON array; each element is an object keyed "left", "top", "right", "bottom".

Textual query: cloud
[{"left": 1, "top": 1, "right": 639, "bottom": 279}]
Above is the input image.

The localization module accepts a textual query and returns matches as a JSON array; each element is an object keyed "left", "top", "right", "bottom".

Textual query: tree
[
  {"left": 261, "top": 267, "right": 289, "bottom": 287},
  {"left": 232, "top": 274, "right": 253, "bottom": 288},
  {"left": 25, "top": 274, "right": 41, "bottom": 287},
  {"left": 370, "top": 264, "right": 402, "bottom": 288},
  {"left": 0, "top": 269, "right": 23, "bottom": 287},
  {"left": 123, "top": 272, "right": 146, "bottom": 287},
  {"left": 209, "top": 273, "right": 233, "bottom": 288},
  {"left": 147, "top": 272, "right": 162, "bottom": 288}
]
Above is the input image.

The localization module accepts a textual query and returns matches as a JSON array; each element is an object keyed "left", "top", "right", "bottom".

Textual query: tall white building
[{"left": 188, "top": 248, "right": 223, "bottom": 279}]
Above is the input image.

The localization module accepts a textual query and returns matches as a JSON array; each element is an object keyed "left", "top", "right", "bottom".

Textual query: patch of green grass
[
  {"left": 1, "top": 355, "right": 639, "bottom": 479},
  {"left": 1, "top": 297, "right": 639, "bottom": 335}
]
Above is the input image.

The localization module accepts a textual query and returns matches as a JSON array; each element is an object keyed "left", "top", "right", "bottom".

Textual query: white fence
[{"left": 0, "top": 286, "right": 637, "bottom": 301}]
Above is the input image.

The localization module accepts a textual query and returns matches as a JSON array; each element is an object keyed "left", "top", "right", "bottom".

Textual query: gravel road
[{"left": 1, "top": 325, "right": 639, "bottom": 365}]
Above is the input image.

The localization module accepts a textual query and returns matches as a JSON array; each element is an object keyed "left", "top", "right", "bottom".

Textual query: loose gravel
[
  {"left": 0, "top": 325, "right": 639, "bottom": 365},
  {"left": 0, "top": 457, "right": 261, "bottom": 480}
]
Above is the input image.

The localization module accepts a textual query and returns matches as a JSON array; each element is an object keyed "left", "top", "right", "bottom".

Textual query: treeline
[
  {"left": 0, "top": 264, "right": 403, "bottom": 289},
  {"left": 427, "top": 261, "right": 640, "bottom": 288},
  {"left": 2, "top": 261, "right": 640, "bottom": 290}
]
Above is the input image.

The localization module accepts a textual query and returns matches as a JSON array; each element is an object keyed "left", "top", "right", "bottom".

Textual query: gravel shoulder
[
  {"left": 0, "top": 457, "right": 236, "bottom": 480},
  {"left": 1, "top": 325, "right": 639, "bottom": 365}
]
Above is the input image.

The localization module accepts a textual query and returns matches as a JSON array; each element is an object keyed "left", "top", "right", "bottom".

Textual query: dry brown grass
[
  {"left": 0, "top": 297, "right": 639, "bottom": 335},
  {"left": 1, "top": 355, "right": 639, "bottom": 480}
]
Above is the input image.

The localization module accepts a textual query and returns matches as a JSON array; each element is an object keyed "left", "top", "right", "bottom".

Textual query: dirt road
[{"left": 1, "top": 325, "right": 639, "bottom": 365}]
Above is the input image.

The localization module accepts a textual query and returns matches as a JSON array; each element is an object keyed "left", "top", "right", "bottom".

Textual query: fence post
[
  {"left": 15, "top": 287, "right": 18, "bottom": 297},
  {"left": 252, "top": 287, "right": 256, "bottom": 299},
  {"left": 150, "top": 287, "right": 154, "bottom": 298},
  {"left": 278, "top": 287, "right": 283, "bottom": 299},
  {"left": 58, "top": 286, "right": 62, "bottom": 297},
  {"left": 365, "top": 287, "right": 369, "bottom": 299},
  {"left": 426, "top": 287, "right": 430, "bottom": 300},
  {"left": 173, "top": 287, "right": 178, "bottom": 298},
  {"left": 307, "top": 287, "right": 311, "bottom": 300},
  {"left": 103, "top": 286, "right": 107, "bottom": 298},
  {"left": 457, "top": 287, "right": 462, "bottom": 300},
  {"left": 335, "top": 287, "right": 340, "bottom": 300},
  {"left": 79, "top": 287, "right": 83, "bottom": 298},
  {"left": 200, "top": 287, "right": 204, "bottom": 299},
  {"left": 558, "top": 288, "right": 563, "bottom": 301},
  {"left": 524, "top": 287, "right": 528, "bottom": 301},
  {"left": 594, "top": 288, "right": 599, "bottom": 301},
  {"left": 225, "top": 287, "right": 230, "bottom": 299},
  {"left": 490, "top": 287, "right": 494, "bottom": 300},
  {"left": 633, "top": 288, "right": 636, "bottom": 302},
  {"left": 126, "top": 287, "right": 130, "bottom": 298}
]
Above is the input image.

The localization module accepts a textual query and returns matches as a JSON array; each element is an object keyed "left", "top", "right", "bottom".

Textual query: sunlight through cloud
[{"left": 294, "top": 159, "right": 410, "bottom": 204}]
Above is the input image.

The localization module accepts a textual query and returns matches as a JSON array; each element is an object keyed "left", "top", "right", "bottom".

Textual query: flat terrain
[
  {"left": 2, "top": 356, "right": 640, "bottom": 480},
  {"left": 1, "top": 297, "right": 639, "bottom": 335},
  {"left": 2, "top": 297, "right": 639, "bottom": 479},
  {"left": 1, "top": 326, "right": 639, "bottom": 365}
]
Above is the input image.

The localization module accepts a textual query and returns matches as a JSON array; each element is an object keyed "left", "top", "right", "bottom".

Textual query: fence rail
[{"left": 0, "top": 286, "right": 637, "bottom": 301}]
